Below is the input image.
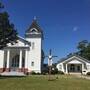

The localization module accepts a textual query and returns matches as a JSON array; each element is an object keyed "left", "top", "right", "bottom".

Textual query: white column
[
  {"left": 19, "top": 50, "right": 22, "bottom": 68},
  {"left": 82, "top": 64, "right": 84, "bottom": 73},
  {"left": 66, "top": 64, "right": 68, "bottom": 74},
  {"left": 25, "top": 50, "right": 28, "bottom": 68},
  {"left": 62, "top": 64, "right": 64, "bottom": 72},
  {"left": 6, "top": 50, "right": 10, "bottom": 68}
]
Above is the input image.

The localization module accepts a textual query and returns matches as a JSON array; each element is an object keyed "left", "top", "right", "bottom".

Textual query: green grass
[{"left": 0, "top": 75, "right": 90, "bottom": 90}]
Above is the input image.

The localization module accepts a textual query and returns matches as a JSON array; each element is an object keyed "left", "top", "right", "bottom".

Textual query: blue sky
[{"left": 1, "top": 0, "right": 90, "bottom": 63}]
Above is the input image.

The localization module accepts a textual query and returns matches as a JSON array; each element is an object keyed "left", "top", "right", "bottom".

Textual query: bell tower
[{"left": 25, "top": 18, "right": 43, "bottom": 73}]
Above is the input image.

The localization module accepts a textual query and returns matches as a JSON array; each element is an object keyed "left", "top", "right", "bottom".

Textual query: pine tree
[{"left": 0, "top": 2, "right": 18, "bottom": 49}]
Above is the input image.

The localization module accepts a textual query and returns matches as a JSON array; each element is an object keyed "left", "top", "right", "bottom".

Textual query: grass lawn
[{"left": 0, "top": 75, "right": 90, "bottom": 90}]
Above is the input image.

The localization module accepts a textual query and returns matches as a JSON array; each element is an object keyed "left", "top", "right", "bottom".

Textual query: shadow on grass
[{"left": 0, "top": 75, "right": 26, "bottom": 79}]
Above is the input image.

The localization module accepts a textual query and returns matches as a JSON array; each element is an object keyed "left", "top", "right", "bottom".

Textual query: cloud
[{"left": 73, "top": 26, "right": 78, "bottom": 32}]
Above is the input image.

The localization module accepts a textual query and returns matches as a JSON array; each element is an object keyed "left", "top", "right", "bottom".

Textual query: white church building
[
  {"left": 0, "top": 19, "right": 44, "bottom": 75},
  {"left": 56, "top": 55, "right": 90, "bottom": 75}
]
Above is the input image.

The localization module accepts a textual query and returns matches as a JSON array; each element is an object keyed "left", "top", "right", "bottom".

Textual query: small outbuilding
[{"left": 56, "top": 55, "right": 90, "bottom": 75}]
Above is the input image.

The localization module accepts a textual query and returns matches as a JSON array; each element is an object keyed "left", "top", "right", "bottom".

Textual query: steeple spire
[{"left": 25, "top": 17, "right": 43, "bottom": 39}]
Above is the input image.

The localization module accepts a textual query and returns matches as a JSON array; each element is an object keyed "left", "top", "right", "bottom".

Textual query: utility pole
[{"left": 46, "top": 49, "right": 57, "bottom": 80}]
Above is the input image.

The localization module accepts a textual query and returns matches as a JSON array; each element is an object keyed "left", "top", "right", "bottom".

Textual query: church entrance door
[{"left": 11, "top": 55, "right": 19, "bottom": 71}]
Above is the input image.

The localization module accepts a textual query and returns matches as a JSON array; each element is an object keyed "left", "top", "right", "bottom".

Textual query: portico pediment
[
  {"left": 7, "top": 36, "right": 31, "bottom": 47},
  {"left": 67, "top": 59, "right": 83, "bottom": 64},
  {"left": 63, "top": 56, "right": 86, "bottom": 65}
]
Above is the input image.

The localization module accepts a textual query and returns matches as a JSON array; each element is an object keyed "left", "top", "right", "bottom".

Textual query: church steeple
[
  {"left": 24, "top": 17, "right": 44, "bottom": 73},
  {"left": 25, "top": 18, "right": 43, "bottom": 39},
  {"left": 33, "top": 16, "right": 37, "bottom": 21}
]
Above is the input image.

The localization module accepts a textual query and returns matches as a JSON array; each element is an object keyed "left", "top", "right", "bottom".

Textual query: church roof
[
  {"left": 26, "top": 19, "right": 43, "bottom": 34},
  {"left": 4, "top": 36, "right": 31, "bottom": 50},
  {"left": 18, "top": 36, "right": 31, "bottom": 45},
  {"left": 57, "top": 54, "right": 90, "bottom": 64}
]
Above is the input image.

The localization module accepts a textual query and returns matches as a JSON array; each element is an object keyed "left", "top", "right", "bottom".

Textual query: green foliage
[
  {"left": 76, "top": 40, "right": 90, "bottom": 60},
  {"left": 36, "top": 72, "right": 41, "bottom": 75},
  {"left": 51, "top": 68, "right": 58, "bottom": 74},
  {"left": 42, "top": 64, "right": 59, "bottom": 75},
  {"left": 86, "top": 72, "right": 90, "bottom": 75},
  {"left": 68, "top": 40, "right": 90, "bottom": 60},
  {"left": 30, "top": 71, "right": 36, "bottom": 75},
  {"left": 58, "top": 71, "right": 64, "bottom": 75},
  {"left": 30, "top": 71, "right": 41, "bottom": 75},
  {"left": 42, "top": 69, "right": 48, "bottom": 75},
  {"left": 77, "top": 40, "right": 88, "bottom": 50},
  {"left": 0, "top": 2, "right": 18, "bottom": 49}
]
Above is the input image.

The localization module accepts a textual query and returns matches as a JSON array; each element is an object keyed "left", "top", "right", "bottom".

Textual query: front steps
[
  {"left": 69, "top": 72, "right": 82, "bottom": 75},
  {"left": 0, "top": 71, "right": 26, "bottom": 76}
]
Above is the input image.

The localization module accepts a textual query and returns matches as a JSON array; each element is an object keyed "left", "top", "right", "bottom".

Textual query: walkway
[
  {"left": 0, "top": 71, "right": 26, "bottom": 76},
  {"left": 70, "top": 73, "right": 90, "bottom": 80}
]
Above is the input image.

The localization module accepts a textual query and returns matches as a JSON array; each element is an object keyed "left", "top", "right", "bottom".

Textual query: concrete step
[
  {"left": 69, "top": 72, "right": 81, "bottom": 75},
  {"left": 0, "top": 71, "right": 26, "bottom": 76}
]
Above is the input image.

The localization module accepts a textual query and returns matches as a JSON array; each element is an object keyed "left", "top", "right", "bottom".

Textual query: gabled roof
[
  {"left": 4, "top": 36, "right": 31, "bottom": 50},
  {"left": 26, "top": 19, "right": 43, "bottom": 34},
  {"left": 25, "top": 19, "right": 44, "bottom": 39},
  {"left": 18, "top": 36, "right": 31, "bottom": 45},
  {"left": 57, "top": 54, "right": 90, "bottom": 64}
]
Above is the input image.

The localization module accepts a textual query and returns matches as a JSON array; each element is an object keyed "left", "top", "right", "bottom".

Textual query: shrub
[
  {"left": 30, "top": 71, "right": 36, "bottom": 75},
  {"left": 30, "top": 71, "right": 41, "bottom": 75},
  {"left": 36, "top": 72, "right": 41, "bottom": 75},
  {"left": 26, "top": 72, "right": 29, "bottom": 75},
  {"left": 51, "top": 68, "right": 58, "bottom": 74},
  {"left": 41, "top": 69, "right": 48, "bottom": 75},
  {"left": 58, "top": 71, "right": 64, "bottom": 75},
  {"left": 41, "top": 72, "right": 47, "bottom": 75},
  {"left": 86, "top": 72, "right": 90, "bottom": 75}
]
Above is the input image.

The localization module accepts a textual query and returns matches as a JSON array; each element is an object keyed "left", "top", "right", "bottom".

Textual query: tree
[
  {"left": 0, "top": 2, "right": 18, "bottom": 49},
  {"left": 76, "top": 40, "right": 90, "bottom": 59},
  {"left": 67, "top": 40, "right": 90, "bottom": 60}
]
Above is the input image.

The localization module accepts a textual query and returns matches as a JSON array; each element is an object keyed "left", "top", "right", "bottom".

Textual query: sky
[{"left": 1, "top": 0, "right": 90, "bottom": 63}]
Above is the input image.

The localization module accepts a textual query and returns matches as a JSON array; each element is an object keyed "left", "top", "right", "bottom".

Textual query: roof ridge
[
  {"left": 57, "top": 54, "right": 90, "bottom": 64},
  {"left": 18, "top": 36, "right": 31, "bottom": 45}
]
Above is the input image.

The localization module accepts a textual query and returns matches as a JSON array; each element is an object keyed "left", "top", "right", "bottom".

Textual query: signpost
[{"left": 46, "top": 49, "right": 57, "bottom": 80}]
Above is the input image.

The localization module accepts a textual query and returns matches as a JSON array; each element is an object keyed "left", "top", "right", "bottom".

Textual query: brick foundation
[
  {"left": 2, "top": 68, "right": 28, "bottom": 74},
  {"left": 0, "top": 68, "right": 4, "bottom": 73},
  {"left": 18, "top": 68, "right": 22, "bottom": 72},
  {"left": 5, "top": 68, "right": 10, "bottom": 72},
  {"left": 24, "top": 68, "right": 28, "bottom": 74},
  {"left": 18, "top": 68, "right": 28, "bottom": 73}
]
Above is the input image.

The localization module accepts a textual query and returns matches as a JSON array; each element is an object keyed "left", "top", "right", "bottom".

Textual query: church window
[
  {"left": 31, "top": 29, "right": 36, "bottom": 33},
  {"left": 31, "top": 61, "right": 34, "bottom": 66},
  {"left": 31, "top": 28, "right": 37, "bottom": 34}
]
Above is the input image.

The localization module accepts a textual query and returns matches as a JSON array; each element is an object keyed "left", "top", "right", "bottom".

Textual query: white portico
[
  {"left": 64, "top": 59, "right": 84, "bottom": 73},
  {"left": 0, "top": 19, "right": 44, "bottom": 74},
  {"left": 4, "top": 46, "right": 29, "bottom": 73}
]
